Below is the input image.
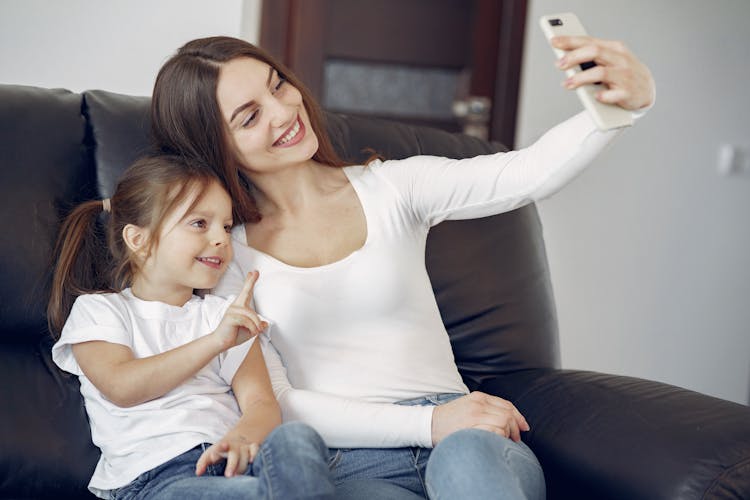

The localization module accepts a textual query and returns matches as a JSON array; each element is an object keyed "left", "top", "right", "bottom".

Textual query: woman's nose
[{"left": 269, "top": 99, "right": 294, "bottom": 129}]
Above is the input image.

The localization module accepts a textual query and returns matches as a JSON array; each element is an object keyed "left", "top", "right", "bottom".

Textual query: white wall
[
  {"left": 0, "top": 0, "right": 262, "bottom": 96},
  {"left": 518, "top": 0, "right": 750, "bottom": 404}
]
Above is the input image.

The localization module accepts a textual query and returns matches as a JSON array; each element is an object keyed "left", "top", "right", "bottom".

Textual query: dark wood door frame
[
  {"left": 491, "top": 0, "right": 527, "bottom": 148},
  {"left": 261, "top": 0, "right": 326, "bottom": 97},
  {"left": 260, "top": 0, "right": 527, "bottom": 148}
]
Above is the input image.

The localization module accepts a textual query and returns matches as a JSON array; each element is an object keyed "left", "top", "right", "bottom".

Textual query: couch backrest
[
  {"left": 83, "top": 88, "right": 561, "bottom": 387},
  {"left": 0, "top": 83, "right": 560, "bottom": 497},
  {"left": 0, "top": 85, "right": 101, "bottom": 498},
  {"left": 1, "top": 84, "right": 560, "bottom": 385},
  {"left": 0, "top": 86, "right": 93, "bottom": 339}
]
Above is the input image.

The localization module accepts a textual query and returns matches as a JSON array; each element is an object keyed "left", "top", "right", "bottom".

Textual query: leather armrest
[{"left": 480, "top": 369, "right": 750, "bottom": 500}]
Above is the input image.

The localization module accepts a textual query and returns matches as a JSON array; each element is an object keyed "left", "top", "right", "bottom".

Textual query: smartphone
[{"left": 539, "top": 13, "right": 633, "bottom": 131}]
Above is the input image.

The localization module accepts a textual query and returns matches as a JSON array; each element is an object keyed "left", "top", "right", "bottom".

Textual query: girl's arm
[
  {"left": 72, "top": 334, "right": 229, "bottom": 408},
  {"left": 72, "top": 273, "right": 265, "bottom": 408},
  {"left": 195, "top": 340, "right": 281, "bottom": 477}
]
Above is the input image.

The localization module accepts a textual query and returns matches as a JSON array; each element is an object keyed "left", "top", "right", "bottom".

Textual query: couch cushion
[
  {"left": 0, "top": 85, "right": 98, "bottom": 498},
  {"left": 0, "top": 85, "right": 94, "bottom": 342},
  {"left": 82, "top": 90, "right": 152, "bottom": 198}
]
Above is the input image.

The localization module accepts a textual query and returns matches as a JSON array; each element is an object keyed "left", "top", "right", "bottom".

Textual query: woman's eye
[
  {"left": 241, "top": 110, "right": 259, "bottom": 128},
  {"left": 273, "top": 77, "right": 286, "bottom": 93},
  {"left": 190, "top": 219, "right": 207, "bottom": 229},
  {"left": 224, "top": 224, "right": 233, "bottom": 233}
]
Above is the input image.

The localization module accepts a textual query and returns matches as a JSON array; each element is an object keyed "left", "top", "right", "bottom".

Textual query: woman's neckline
[{"left": 237, "top": 165, "right": 370, "bottom": 272}]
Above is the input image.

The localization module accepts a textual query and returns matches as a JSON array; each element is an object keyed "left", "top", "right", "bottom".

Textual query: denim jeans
[
  {"left": 109, "top": 422, "right": 335, "bottom": 500},
  {"left": 329, "top": 393, "right": 546, "bottom": 500}
]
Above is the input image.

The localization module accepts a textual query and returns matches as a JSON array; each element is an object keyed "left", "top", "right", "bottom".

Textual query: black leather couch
[{"left": 1, "top": 83, "right": 749, "bottom": 499}]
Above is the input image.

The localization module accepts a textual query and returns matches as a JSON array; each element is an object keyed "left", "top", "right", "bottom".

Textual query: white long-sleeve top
[{"left": 213, "top": 111, "right": 626, "bottom": 449}]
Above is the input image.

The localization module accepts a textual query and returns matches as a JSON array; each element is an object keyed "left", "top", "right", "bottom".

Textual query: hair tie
[{"left": 102, "top": 198, "right": 111, "bottom": 213}]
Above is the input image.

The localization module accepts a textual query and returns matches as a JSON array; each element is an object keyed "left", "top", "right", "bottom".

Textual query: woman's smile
[{"left": 273, "top": 116, "right": 305, "bottom": 148}]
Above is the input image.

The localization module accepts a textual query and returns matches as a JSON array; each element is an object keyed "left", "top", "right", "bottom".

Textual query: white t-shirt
[
  {"left": 52, "top": 289, "right": 253, "bottom": 498},
  {"left": 213, "top": 111, "right": 628, "bottom": 449}
]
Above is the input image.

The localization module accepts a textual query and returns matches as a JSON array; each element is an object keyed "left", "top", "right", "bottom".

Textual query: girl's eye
[
  {"left": 190, "top": 219, "right": 207, "bottom": 229},
  {"left": 241, "top": 110, "right": 259, "bottom": 128},
  {"left": 224, "top": 224, "right": 233, "bottom": 233}
]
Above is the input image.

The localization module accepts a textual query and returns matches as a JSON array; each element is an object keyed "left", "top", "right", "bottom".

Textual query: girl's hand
[
  {"left": 195, "top": 438, "right": 261, "bottom": 477},
  {"left": 551, "top": 35, "right": 655, "bottom": 111},
  {"left": 213, "top": 271, "right": 268, "bottom": 350},
  {"left": 431, "top": 391, "right": 530, "bottom": 446}
]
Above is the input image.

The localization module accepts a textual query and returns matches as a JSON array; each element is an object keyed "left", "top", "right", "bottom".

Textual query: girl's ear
[{"left": 122, "top": 224, "right": 150, "bottom": 259}]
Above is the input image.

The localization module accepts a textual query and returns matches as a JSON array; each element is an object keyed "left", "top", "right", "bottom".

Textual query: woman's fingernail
[{"left": 556, "top": 57, "right": 566, "bottom": 68}]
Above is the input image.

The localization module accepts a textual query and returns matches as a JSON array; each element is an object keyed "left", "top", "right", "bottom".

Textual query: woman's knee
[
  {"left": 429, "top": 429, "right": 542, "bottom": 477},
  {"left": 427, "top": 430, "right": 545, "bottom": 500},
  {"left": 433, "top": 428, "right": 514, "bottom": 459}
]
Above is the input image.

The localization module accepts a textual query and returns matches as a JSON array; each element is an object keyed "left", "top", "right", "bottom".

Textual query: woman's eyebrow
[{"left": 229, "top": 66, "right": 275, "bottom": 124}]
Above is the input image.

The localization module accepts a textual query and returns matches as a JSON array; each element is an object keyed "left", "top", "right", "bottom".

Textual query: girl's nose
[{"left": 212, "top": 229, "right": 230, "bottom": 246}]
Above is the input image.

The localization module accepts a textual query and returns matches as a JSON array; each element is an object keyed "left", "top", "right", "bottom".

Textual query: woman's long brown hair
[
  {"left": 151, "top": 36, "right": 350, "bottom": 224},
  {"left": 47, "top": 155, "right": 218, "bottom": 337}
]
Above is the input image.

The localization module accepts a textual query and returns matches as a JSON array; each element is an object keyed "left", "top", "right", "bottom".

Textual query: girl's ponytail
[{"left": 47, "top": 200, "right": 113, "bottom": 338}]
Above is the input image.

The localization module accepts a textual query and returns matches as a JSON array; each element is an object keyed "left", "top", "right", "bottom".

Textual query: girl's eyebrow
[
  {"left": 183, "top": 209, "right": 213, "bottom": 219},
  {"left": 229, "top": 66, "right": 275, "bottom": 124}
]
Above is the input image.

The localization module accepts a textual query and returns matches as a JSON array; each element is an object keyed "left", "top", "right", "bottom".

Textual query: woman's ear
[{"left": 122, "top": 224, "right": 150, "bottom": 259}]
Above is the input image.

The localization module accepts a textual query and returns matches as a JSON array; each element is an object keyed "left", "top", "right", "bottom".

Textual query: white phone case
[{"left": 539, "top": 13, "right": 633, "bottom": 131}]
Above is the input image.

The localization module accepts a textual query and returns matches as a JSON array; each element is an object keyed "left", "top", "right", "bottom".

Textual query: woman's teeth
[{"left": 276, "top": 120, "right": 300, "bottom": 145}]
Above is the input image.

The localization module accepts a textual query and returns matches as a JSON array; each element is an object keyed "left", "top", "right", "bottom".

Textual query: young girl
[{"left": 48, "top": 155, "right": 335, "bottom": 500}]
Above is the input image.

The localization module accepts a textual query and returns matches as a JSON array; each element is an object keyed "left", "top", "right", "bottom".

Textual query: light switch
[{"left": 717, "top": 143, "right": 750, "bottom": 176}]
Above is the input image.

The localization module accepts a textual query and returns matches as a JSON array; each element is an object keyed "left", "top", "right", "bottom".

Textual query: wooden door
[{"left": 261, "top": 0, "right": 527, "bottom": 147}]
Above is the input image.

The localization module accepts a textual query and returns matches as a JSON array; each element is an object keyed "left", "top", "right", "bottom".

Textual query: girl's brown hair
[
  {"left": 47, "top": 155, "right": 219, "bottom": 337},
  {"left": 151, "top": 36, "right": 349, "bottom": 224}
]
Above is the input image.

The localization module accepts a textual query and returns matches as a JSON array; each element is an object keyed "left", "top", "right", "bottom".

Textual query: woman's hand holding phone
[{"left": 540, "top": 13, "right": 655, "bottom": 129}]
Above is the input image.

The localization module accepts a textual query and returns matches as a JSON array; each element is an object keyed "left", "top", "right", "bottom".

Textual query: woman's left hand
[
  {"left": 551, "top": 35, "right": 655, "bottom": 111},
  {"left": 195, "top": 438, "right": 260, "bottom": 477}
]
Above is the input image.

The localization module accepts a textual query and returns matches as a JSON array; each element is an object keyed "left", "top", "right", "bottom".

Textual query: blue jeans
[
  {"left": 329, "top": 393, "right": 545, "bottom": 500},
  {"left": 110, "top": 422, "right": 335, "bottom": 500}
]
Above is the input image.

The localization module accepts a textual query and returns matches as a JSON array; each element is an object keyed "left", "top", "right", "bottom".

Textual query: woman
[{"left": 151, "top": 35, "right": 654, "bottom": 499}]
